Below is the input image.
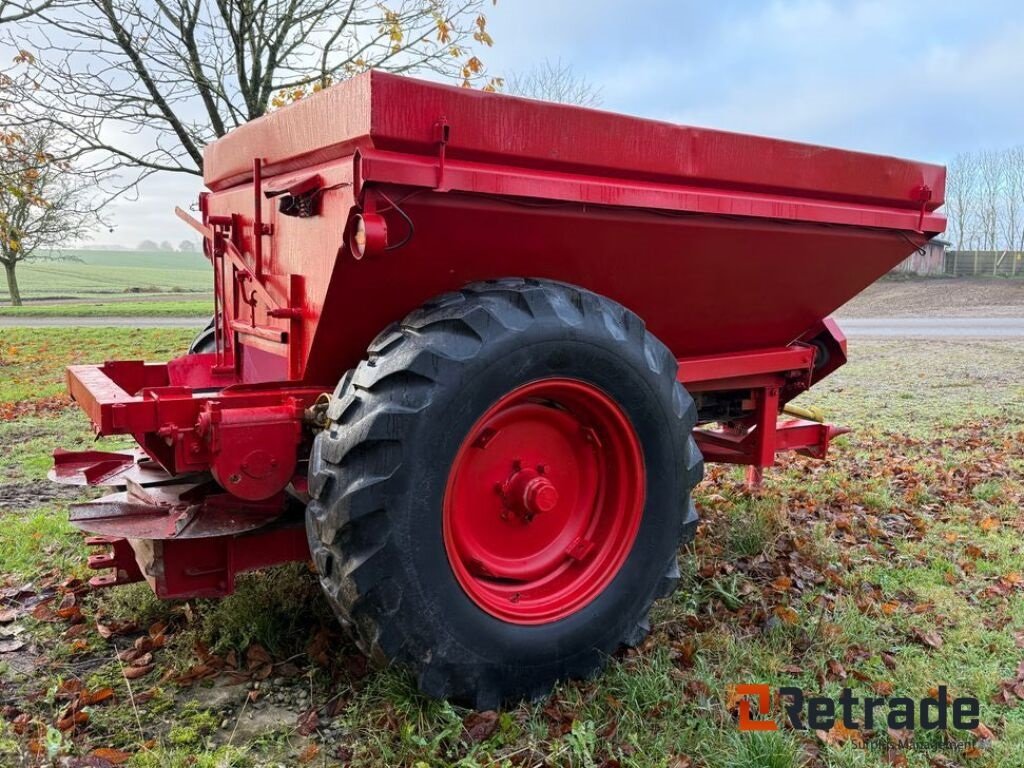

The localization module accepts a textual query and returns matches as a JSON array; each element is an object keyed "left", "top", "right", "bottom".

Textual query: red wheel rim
[{"left": 443, "top": 378, "right": 645, "bottom": 624}]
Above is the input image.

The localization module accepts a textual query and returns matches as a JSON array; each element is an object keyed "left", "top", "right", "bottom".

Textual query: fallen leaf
[
  {"left": 872, "top": 681, "right": 895, "bottom": 696},
  {"left": 31, "top": 603, "right": 58, "bottom": 622},
  {"left": 827, "top": 659, "right": 847, "bottom": 680},
  {"left": 64, "top": 623, "right": 89, "bottom": 639},
  {"left": 131, "top": 652, "right": 153, "bottom": 668},
  {"left": 12, "top": 712, "right": 31, "bottom": 734},
  {"left": 57, "top": 679, "right": 83, "bottom": 698},
  {"left": 463, "top": 710, "right": 499, "bottom": 743},
  {"left": 95, "top": 620, "right": 136, "bottom": 639},
  {"left": 296, "top": 708, "right": 319, "bottom": 736},
  {"left": 123, "top": 664, "right": 153, "bottom": 680},
  {"left": 0, "top": 608, "right": 17, "bottom": 623},
  {"left": 117, "top": 648, "right": 141, "bottom": 663},
  {"left": 298, "top": 744, "right": 320, "bottom": 764},
  {"left": 82, "top": 687, "right": 115, "bottom": 705},
  {"left": 245, "top": 644, "right": 272, "bottom": 669},
  {"left": 57, "top": 710, "right": 89, "bottom": 731},
  {"left": 912, "top": 628, "right": 943, "bottom": 650},
  {"left": 972, "top": 722, "right": 995, "bottom": 742},
  {"left": 89, "top": 747, "right": 132, "bottom": 764},
  {"left": 774, "top": 605, "right": 800, "bottom": 625},
  {"left": 172, "top": 662, "right": 216, "bottom": 686},
  {"left": 979, "top": 517, "right": 1000, "bottom": 532},
  {"left": 0, "top": 639, "right": 24, "bottom": 653},
  {"left": 817, "top": 720, "right": 864, "bottom": 746},
  {"left": 307, "top": 629, "right": 331, "bottom": 668},
  {"left": 888, "top": 727, "right": 913, "bottom": 746}
]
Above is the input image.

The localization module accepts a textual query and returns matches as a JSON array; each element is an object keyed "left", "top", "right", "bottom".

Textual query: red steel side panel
[{"left": 302, "top": 192, "right": 919, "bottom": 384}]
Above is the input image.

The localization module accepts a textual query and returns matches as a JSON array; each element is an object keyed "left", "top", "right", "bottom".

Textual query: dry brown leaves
[
  {"left": 993, "top": 659, "right": 1024, "bottom": 706},
  {"left": 0, "top": 394, "right": 70, "bottom": 421}
]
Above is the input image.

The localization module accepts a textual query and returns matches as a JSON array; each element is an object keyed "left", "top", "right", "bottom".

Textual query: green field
[{"left": 4, "top": 249, "right": 212, "bottom": 302}]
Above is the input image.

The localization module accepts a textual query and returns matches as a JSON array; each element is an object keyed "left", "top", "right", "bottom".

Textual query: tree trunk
[{"left": 3, "top": 261, "right": 22, "bottom": 306}]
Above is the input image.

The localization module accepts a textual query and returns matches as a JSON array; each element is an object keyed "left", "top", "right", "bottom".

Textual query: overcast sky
[{"left": 100, "top": 0, "right": 1024, "bottom": 247}]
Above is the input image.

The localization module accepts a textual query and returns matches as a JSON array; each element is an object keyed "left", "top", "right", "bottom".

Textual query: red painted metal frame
[
  {"left": 680, "top": 321, "right": 850, "bottom": 486},
  {"left": 64, "top": 357, "right": 322, "bottom": 491},
  {"left": 85, "top": 523, "right": 309, "bottom": 599}
]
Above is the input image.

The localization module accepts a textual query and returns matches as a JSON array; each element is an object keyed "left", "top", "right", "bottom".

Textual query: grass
[
  {"left": 0, "top": 299, "right": 212, "bottom": 318},
  {"left": 3, "top": 249, "right": 211, "bottom": 302},
  {"left": 0, "top": 332, "right": 1022, "bottom": 767},
  {"left": 0, "top": 327, "right": 196, "bottom": 404},
  {"left": 40, "top": 249, "right": 210, "bottom": 270}
]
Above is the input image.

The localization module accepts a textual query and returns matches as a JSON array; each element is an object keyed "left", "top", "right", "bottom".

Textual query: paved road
[
  {"left": 2, "top": 316, "right": 1023, "bottom": 338},
  {"left": 839, "top": 317, "right": 1024, "bottom": 338}
]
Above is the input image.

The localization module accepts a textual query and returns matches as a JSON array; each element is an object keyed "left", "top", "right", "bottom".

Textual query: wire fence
[{"left": 944, "top": 251, "right": 1024, "bottom": 277}]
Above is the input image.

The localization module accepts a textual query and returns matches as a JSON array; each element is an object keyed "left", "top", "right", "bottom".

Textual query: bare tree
[
  {"left": 506, "top": 59, "right": 601, "bottom": 107},
  {"left": 0, "top": 123, "right": 104, "bottom": 304},
  {"left": 976, "top": 149, "right": 1004, "bottom": 251},
  {"left": 1003, "top": 146, "right": 1024, "bottom": 252},
  {"left": 943, "top": 152, "right": 979, "bottom": 251},
  {"left": 0, "top": 0, "right": 54, "bottom": 23},
  {"left": 3, "top": 0, "right": 498, "bottom": 184}
]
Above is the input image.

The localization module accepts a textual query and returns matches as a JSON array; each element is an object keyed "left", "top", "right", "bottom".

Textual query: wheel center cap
[{"left": 503, "top": 467, "right": 559, "bottom": 520}]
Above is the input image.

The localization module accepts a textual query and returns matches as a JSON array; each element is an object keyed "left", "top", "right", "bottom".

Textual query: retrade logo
[{"left": 733, "top": 685, "right": 980, "bottom": 733}]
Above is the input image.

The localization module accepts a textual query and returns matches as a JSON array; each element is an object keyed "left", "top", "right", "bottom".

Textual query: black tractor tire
[
  {"left": 188, "top": 316, "right": 216, "bottom": 354},
  {"left": 306, "top": 278, "right": 703, "bottom": 708}
]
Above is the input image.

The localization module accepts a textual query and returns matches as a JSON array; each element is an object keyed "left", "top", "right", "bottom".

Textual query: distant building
[{"left": 891, "top": 237, "right": 948, "bottom": 276}]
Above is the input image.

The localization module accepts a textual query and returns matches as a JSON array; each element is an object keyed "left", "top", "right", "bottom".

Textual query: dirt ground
[{"left": 837, "top": 277, "right": 1024, "bottom": 318}]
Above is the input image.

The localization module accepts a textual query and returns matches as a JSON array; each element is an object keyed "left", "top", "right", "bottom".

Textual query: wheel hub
[
  {"left": 500, "top": 465, "right": 559, "bottom": 521},
  {"left": 443, "top": 378, "right": 645, "bottom": 624}
]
